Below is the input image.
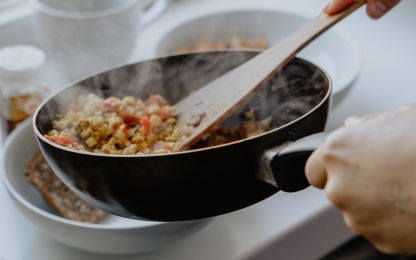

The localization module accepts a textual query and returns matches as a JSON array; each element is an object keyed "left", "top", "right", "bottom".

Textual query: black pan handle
[{"left": 256, "top": 132, "right": 329, "bottom": 192}]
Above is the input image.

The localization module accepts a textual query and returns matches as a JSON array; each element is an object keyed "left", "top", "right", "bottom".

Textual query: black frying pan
[{"left": 33, "top": 51, "right": 331, "bottom": 221}]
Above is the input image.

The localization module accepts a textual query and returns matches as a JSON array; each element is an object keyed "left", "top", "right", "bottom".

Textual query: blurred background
[{"left": 0, "top": 0, "right": 416, "bottom": 259}]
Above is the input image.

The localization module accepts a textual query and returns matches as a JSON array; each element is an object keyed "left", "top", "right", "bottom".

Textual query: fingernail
[
  {"left": 345, "top": 116, "right": 361, "bottom": 126},
  {"left": 322, "top": 0, "right": 332, "bottom": 13},
  {"left": 369, "top": 1, "right": 388, "bottom": 18}
]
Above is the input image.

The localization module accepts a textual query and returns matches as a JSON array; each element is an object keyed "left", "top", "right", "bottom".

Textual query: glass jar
[{"left": 0, "top": 45, "right": 49, "bottom": 141}]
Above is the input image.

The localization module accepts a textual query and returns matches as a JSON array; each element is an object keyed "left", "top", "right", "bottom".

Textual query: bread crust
[{"left": 25, "top": 150, "right": 106, "bottom": 223}]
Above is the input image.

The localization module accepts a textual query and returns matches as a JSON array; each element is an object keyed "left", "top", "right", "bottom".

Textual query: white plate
[
  {"left": 0, "top": 118, "right": 211, "bottom": 255},
  {"left": 156, "top": 9, "right": 362, "bottom": 108}
]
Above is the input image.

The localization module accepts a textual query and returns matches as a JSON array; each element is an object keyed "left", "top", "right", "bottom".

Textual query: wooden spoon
[{"left": 174, "top": 0, "right": 366, "bottom": 151}]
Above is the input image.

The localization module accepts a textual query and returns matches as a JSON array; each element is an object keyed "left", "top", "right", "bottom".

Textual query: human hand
[
  {"left": 323, "top": 0, "right": 401, "bottom": 19},
  {"left": 305, "top": 104, "right": 416, "bottom": 254}
]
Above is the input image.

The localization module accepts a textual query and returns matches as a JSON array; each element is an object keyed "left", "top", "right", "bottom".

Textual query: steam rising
[
  {"left": 37, "top": 51, "right": 328, "bottom": 142},
  {"left": 34, "top": 0, "right": 142, "bottom": 88}
]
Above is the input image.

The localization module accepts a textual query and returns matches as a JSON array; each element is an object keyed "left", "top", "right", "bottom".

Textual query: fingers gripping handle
[{"left": 257, "top": 133, "right": 328, "bottom": 192}]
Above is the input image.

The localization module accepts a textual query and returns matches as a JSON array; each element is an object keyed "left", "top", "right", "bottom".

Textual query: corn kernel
[
  {"left": 150, "top": 114, "right": 162, "bottom": 127},
  {"left": 85, "top": 137, "right": 97, "bottom": 148}
]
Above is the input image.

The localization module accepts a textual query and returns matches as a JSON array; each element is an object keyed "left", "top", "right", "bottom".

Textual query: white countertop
[{"left": 1, "top": 0, "right": 416, "bottom": 259}]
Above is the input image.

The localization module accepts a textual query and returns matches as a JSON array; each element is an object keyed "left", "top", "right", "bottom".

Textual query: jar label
[
  {"left": 9, "top": 93, "right": 42, "bottom": 121},
  {"left": 23, "top": 97, "right": 41, "bottom": 115}
]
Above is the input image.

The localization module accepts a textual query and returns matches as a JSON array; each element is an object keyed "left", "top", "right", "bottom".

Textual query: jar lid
[{"left": 0, "top": 45, "right": 46, "bottom": 82}]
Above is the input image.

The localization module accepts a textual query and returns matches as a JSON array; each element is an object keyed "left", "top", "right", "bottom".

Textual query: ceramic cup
[{"left": 30, "top": 0, "right": 169, "bottom": 87}]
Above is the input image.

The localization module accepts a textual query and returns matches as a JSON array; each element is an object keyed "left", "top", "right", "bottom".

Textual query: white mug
[{"left": 30, "top": 0, "right": 169, "bottom": 89}]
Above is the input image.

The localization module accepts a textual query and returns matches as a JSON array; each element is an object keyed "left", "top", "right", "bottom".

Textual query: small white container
[
  {"left": 0, "top": 45, "right": 49, "bottom": 141},
  {"left": 30, "top": 0, "right": 169, "bottom": 84}
]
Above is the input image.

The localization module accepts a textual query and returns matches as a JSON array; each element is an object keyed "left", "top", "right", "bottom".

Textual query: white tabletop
[{"left": 1, "top": 0, "right": 416, "bottom": 259}]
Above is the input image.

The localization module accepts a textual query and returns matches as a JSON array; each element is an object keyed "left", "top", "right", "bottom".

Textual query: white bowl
[
  {"left": 156, "top": 9, "right": 362, "bottom": 108},
  {"left": 0, "top": 118, "right": 211, "bottom": 255}
]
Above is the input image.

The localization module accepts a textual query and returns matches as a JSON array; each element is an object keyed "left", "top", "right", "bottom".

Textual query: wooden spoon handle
[{"left": 175, "top": 0, "right": 366, "bottom": 151}]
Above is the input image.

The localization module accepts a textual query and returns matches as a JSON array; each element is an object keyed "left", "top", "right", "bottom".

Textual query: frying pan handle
[{"left": 257, "top": 132, "right": 329, "bottom": 192}]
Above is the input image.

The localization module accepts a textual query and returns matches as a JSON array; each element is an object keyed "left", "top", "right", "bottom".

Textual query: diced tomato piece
[
  {"left": 115, "top": 123, "right": 128, "bottom": 140},
  {"left": 153, "top": 141, "right": 172, "bottom": 151},
  {"left": 155, "top": 109, "right": 170, "bottom": 121},
  {"left": 140, "top": 116, "right": 152, "bottom": 136},
  {"left": 66, "top": 104, "right": 81, "bottom": 112},
  {"left": 146, "top": 94, "right": 166, "bottom": 107},
  {"left": 104, "top": 97, "right": 121, "bottom": 112},
  {"left": 145, "top": 108, "right": 171, "bottom": 122},
  {"left": 120, "top": 114, "right": 140, "bottom": 126},
  {"left": 125, "top": 101, "right": 136, "bottom": 107},
  {"left": 44, "top": 135, "right": 74, "bottom": 145}
]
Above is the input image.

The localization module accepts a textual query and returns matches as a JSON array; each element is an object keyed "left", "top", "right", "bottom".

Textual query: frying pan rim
[{"left": 33, "top": 50, "right": 332, "bottom": 158}]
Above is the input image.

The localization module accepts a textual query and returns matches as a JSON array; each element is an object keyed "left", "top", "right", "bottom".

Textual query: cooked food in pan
[
  {"left": 44, "top": 92, "right": 275, "bottom": 154},
  {"left": 34, "top": 51, "right": 330, "bottom": 221},
  {"left": 192, "top": 114, "right": 273, "bottom": 149},
  {"left": 44, "top": 93, "right": 181, "bottom": 155}
]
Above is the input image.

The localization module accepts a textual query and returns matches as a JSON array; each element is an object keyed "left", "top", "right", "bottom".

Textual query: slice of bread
[{"left": 25, "top": 150, "right": 106, "bottom": 223}]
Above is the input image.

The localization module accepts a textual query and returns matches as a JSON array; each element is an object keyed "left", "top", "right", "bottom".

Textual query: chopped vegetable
[
  {"left": 140, "top": 116, "right": 152, "bottom": 136},
  {"left": 44, "top": 135, "right": 74, "bottom": 145},
  {"left": 45, "top": 93, "right": 180, "bottom": 154}
]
